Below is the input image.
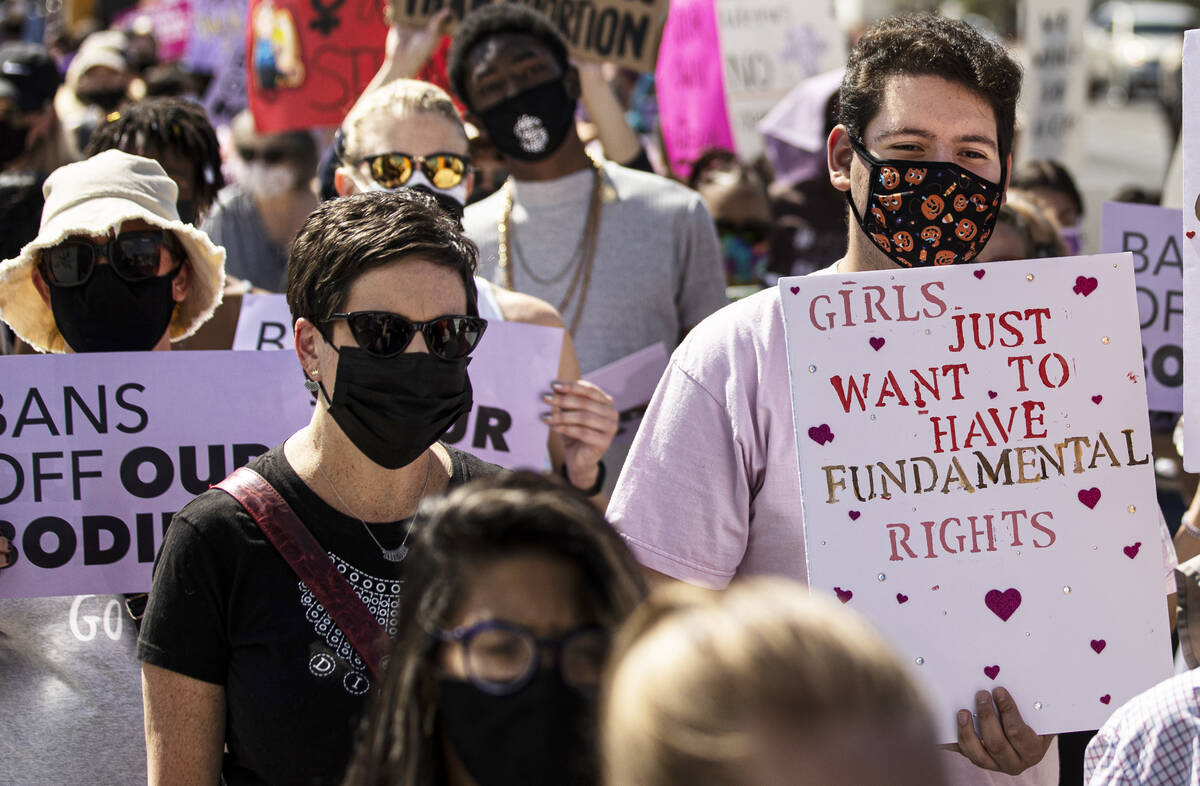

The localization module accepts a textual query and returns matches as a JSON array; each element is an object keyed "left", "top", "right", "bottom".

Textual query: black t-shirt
[{"left": 137, "top": 444, "right": 500, "bottom": 785}]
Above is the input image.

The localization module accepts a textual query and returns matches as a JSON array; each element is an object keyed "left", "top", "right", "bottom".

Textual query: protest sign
[
  {"left": 232, "top": 293, "right": 559, "bottom": 470},
  {"left": 781, "top": 255, "right": 1172, "bottom": 742},
  {"left": 186, "top": 0, "right": 248, "bottom": 124},
  {"left": 583, "top": 341, "right": 668, "bottom": 495},
  {"left": 1100, "top": 202, "right": 1183, "bottom": 413},
  {"left": 0, "top": 351, "right": 310, "bottom": 599},
  {"left": 115, "top": 0, "right": 192, "bottom": 62},
  {"left": 656, "top": 0, "right": 844, "bottom": 175},
  {"left": 245, "top": 0, "right": 387, "bottom": 133},
  {"left": 1018, "top": 0, "right": 1088, "bottom": 174},
  {"left": 1183, "top": 30, "right": 1200, "bottom": 471},
  {"left": 389, "top": 0, "right": 669, "bottom": 73}
]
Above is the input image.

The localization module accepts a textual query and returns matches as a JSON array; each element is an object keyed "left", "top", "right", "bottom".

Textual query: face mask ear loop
[{"left": 843, "top": 136, "right": 891, "bottom": 259}]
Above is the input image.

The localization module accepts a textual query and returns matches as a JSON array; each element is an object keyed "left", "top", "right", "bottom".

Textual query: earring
[{"left": 304, "top": 371, "right": 319, "bottom": 393}]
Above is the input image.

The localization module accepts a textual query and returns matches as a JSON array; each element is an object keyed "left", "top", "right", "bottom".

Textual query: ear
[
  {"left": 564, "top": 64, "right": 581, "bottom": 102},
  {"left": 172, "top": 262, "right": 191, "bottom": 303},
  {"left": 294, "top": 316, "right": 324, "bottom": 380},
  {"left": 30, "top": 263, "right": 51, "bottom": 305},
  {"left": 334, "top": 166, "right": 357, "bottom": 196},
  {"left": 828, "top": 125, "right": 853, "bottom": 194}
]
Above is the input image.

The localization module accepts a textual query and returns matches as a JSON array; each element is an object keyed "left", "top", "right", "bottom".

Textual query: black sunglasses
[
  {"left": 39, "top": 230, "right": 172, "bottom": 287},
  {"left": 237, "top": 146, "right": 288, "bottom": 164},
  {"left": 325, "top": 311, "right": 487, "bottom": 360},
  {"left": 361, "top": 152, "right": 470, "bottom": 190}
]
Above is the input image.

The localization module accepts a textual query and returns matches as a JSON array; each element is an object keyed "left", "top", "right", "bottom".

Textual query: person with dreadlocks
[{"left": 84, "top": 96, "right": 224, "bottom": 226}]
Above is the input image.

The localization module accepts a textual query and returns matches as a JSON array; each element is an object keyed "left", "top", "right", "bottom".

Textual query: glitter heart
[
  {"left": 790, "top": 286, "right": 800, "bottom": 295},
  {"left": 1124, "top": 542, "right": 1141, "bottom": 559},
  {"left": 1091, "top": 395, "right": 1103, "bottom": 404},
  {"left": 984, "top": 665, "right": 1000, "bottom": 680},
  {"left": 869, "top": 336, "right": 886, "bottom": 351},
  {"left": 896, "top": 593, "right": 909, "bottom": 604},
  {"left": 985, "top": 588, "right": 1022, "bottom": 621},
  {"left": 1091, "top": 639, "right": 1106, "bottom": 654},
  {"left": 987, "top": 390, "right": 997, "bottom": 399},
  {"left": 1078, "top": 488, "right": 1102, "bottom": 509},
  {"left": 1073, "top": 275, "right": 1098, "bottom": 296},
  {"left": 848, "top": 510, "right": 861, "bottom": 521},
  {"left": 834, "top": 587, "right": 852, "bottom": 604},
  {"left": 808, "top": 424, "right": 834, "bottom": 445},
  {"left": 973, "top": 269, "right": 986, "bottom": 279},
  {"left": 1188, "top": 231, "right": 1196, "bottom": 239},
  {"left": 1100, "top": 694, "right": 1111, "bottom": 704}
]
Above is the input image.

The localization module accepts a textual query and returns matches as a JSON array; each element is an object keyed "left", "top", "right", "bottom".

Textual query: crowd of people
[{"left": 0, "top": 3, "right": 1196, "bottom": 785}]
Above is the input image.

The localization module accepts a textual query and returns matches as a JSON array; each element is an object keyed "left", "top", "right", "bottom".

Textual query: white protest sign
[
  {"left": 1182, "top": 29, "right": 1200, "bottom": 471},
  {"left": 232, "top": 293, "right": 560, "bottom": 470},
  {"left": 712, "top": 0, "right": 845, "bottom": 161},
  {"left": 1019, "top": 0, "right": 1088, "bottom": 174},
  {"left": 1100, "top": 202, "right": 1184, "bottom": 413},
  {"left": 781, "top": 256, "right": 1172, "bottom": 743},
  {"left": 0, "top": 351, "right": 310, "bottom": 599},
  {"left": 583, "top": 342, "right": 669, "bottom": 492}
]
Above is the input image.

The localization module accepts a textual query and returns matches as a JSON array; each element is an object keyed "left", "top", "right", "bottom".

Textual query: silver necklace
[{"left": 315, "top": 451, "right": 431, "bottom": 563}]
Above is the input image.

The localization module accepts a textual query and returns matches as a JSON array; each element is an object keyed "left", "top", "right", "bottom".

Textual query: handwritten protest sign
[
  {"left": 232, "top": 293, "right": 559, "bottom": 470},
  {"left": 187, "top": 0, "right": 248, "bottom": 124},
  {"left": 245, "top": 0, "right": 387, "bottom": 133},
  {"left": 390, "top": 0, "right": 669, "bottom": 73},
  {"left": 1019, "top": 0, "right": 1088, "bottom": 174},
  {"left": 0, "top": 351, "right": 310, "bottom": 599},
  {"left": 583, "top": 342, "right": 668, "bottom": 493},
  {"left": 781, "top": 256, "right": 1172, "bottom": 742},
  {"left": 1182, "top": 30, "right": 1200, "bottom": 470},
  {"left": 1100, "top": 202, "right": 1183, "bottom": 413}
]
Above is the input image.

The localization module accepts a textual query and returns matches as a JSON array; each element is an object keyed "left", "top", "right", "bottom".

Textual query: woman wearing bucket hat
[{"left": 0, "top": 148, "right": 225, "bottom": 354}]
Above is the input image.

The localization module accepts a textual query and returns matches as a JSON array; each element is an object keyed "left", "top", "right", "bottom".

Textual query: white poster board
[
  {"left": 713, "top": 0, "right": 845, "bottom": 161},
  {"left": 1099, "top": 202, "right": 1184, "bottom": 413},
  {"left": 781, "top": 256, "right": 1172, "bottom": 742},
  {"left": 1182, "top": 29, "right": 1200, "bottom": 471},
  {"left": 1019, "top": 0, "right": 1089, "bottom": 174}
]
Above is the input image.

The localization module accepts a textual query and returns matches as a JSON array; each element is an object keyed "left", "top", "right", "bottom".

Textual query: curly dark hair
[
  {"left": 838, "top": 14, "right": 1021, "bottom": 162},
  {"left": 447, "top": 3, "right": 570, "bottom": 111},
  {"left": 84, "top": 97, "right": 224, "bottom": 223}
]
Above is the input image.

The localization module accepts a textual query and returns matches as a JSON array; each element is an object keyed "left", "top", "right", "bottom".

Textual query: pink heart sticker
[
  {"left": 1091, "top": 395, "right": 1103, "bottom": 404},
  {"left": 1091, "top": 639, "right": 1106, "bottom": 654},
  {"left": 834, "top": 587, "right": 852, "bottom": 604},
  {"left": 896, "top": 593, "right": 909, "bottom": 604},
  {"left": 869, "top": 336, "right": 886, "bottom": 351},
  {"left": 984, "top": 665, "right": 1000, "bottom": 680},
  {"left": 1124, "top": 542, "right": 1141, "bottom": 559},
  {"left": 1100, "top": 694, "right": 1111, "bottom": 704},
  {"left": 1078, "top": 488, "right": 1102, "bottom": 509},
  {"left": 987, "top": 390, "right": 998, "bottom": 399},
  {"left": 1073, "top": 275, "right": 1098, "bottom": 296},
  {"left": 848, "top": 510, "right": 861, "bottom": 521},
  {"left": 985, "top": 588, "right": 1022, "bottom": 621},
  {"left": 973, "top": 269, "right": 986, "bottom": 279},
  {"left": 790, "top": 286, "right": 800, "bottom": 295},
  {"left": 808, "top": 424, "right": 835, "bottom": 445}
]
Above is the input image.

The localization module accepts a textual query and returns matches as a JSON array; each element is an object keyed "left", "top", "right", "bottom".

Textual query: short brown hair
[
  {"left": 286, "top": 190, "right": 479, "bottom": 326},
  {"left": 839, "top": 14, "right": 1021, "bottom": 162}
]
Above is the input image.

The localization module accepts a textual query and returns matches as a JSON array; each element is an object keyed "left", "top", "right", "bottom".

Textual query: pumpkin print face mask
[{"left": 846, "top": 136, "right": 1003, "bottom": 268}]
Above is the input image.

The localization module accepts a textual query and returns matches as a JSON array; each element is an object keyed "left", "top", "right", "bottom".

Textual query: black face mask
[
  {"left": 49, "top": 264, "right": 180, "bottom": 353},
  {"left": 318, "top": 347, "right": 473, "bottom": 470},
  {"left": 0, "top": 119, "right": 28, "bottom": 167},
  {"left": 477, "top": 78, "right": 576, "bottom": 163},
  {"left": 438, "top": 670, "right": 596, "bottom": 786},
  {"left": 76, "top": 88, "right": 126, "bottom": 112}
]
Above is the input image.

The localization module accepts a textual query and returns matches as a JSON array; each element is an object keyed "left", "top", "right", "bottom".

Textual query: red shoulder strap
[{"left": 216, "top": 466, "right": 391, "bottom": 679}]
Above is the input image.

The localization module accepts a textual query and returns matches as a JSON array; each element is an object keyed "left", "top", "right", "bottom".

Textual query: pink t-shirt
[{"left": 609, "top": 281, "right": 1178, "bottom": 786}]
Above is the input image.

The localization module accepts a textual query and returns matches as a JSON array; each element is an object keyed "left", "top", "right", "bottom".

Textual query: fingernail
[
  {"left": 958, "top": 710, "right": 970, "bottom": 726},
  {"left": 541, "top": 394, "right": 555, "bottom": 403},
  {"left": 551, "top": 381, "right": 566, "bottom": 391},
  {"left": 540, "top": 413, "right": 552, "bottom": 421},
  {"left": 976, "top": 691, "right": 990, "bottom": 706},
  {"left": 994, "top": 687, "right": 1009, "bottom": 702}
]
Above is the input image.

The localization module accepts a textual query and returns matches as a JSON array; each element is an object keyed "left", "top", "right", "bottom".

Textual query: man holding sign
[{"left": 610, "top": 15, "right": 1175, "bottom": 784}]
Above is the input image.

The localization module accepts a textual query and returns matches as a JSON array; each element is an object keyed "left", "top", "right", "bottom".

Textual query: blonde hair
[
  {"left": 341, "top": 79, "right": 466, "bottom": 164},
  {"left": 602, "top": 578, "right": 938, "bottom": 786}
]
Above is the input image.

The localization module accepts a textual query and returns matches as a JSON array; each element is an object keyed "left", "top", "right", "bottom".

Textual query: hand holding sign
[
  {"left": 542, "top": 379, "right": 618, "bottom": 493},
  {"left": 952, "top": 688, "right": 1055, "bottom": 776}
]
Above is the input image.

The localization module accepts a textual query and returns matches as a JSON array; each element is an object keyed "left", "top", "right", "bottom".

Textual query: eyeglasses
[
  {"left": 438, "top": 620, "right": 608, "bottom": 695},
  {"left": 361, "top": 152, "right": 470, "bottom": 190},
  {"left": 324, "top": 311, "right": 487, "bottom": 360},
  {"left": 236, "top": 146, "right": 288, "bottom": 164},
  {"left": 39, "top": 230, "right": 172, "bottom": 287}
]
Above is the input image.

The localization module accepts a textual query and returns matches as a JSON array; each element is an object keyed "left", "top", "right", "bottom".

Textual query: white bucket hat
[{"left": 0, "top": 149, "right": 226, "bottom": 353}]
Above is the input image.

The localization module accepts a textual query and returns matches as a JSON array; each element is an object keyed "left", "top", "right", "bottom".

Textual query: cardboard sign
[
  {"left": 1019, "top": 0, "right": 1088, "bottom": 174},
  {"left": 0, "top": 351, "right": 310, "bottom": 599},
  {"left": 1183, "top": 30, "right": 1200, "bottom": 471},
  {"left": 390, "top": 0, "right": 669, "bottom": 74},
  {"left": 231, "top": 293, "right": 560, "bottom": 470},
  {"left": 781, "top": 256, "right": 1172, "bottom": 743},
  {"left": 245, "top": 0, "right": 387, "bottom": 133},
  {"left": 1099, "top": 202, "right": 1184, "bottom": 413}
]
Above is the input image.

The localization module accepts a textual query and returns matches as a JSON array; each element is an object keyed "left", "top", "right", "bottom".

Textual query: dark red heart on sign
[
  {"left": 974, "top": 269, "right": 986, "bottom": 279},
  {"left": 834, "top": 587, "right": 852, "bottom": 604},
  {"left": 1073, "top": 275, "right": 1098, "bottom": 296},
  {"left": 1100, "top": 694, "right": 1111, "bottom": 704},
  {"left": 848, "top": 510, "right": 861, "bottom": 521},
  {"left": 869, "top": 336, "right": 886, "bottom": 351},
  {"left": 988, "top": 390, "right": 998, "bottom": 399},
  {"left": 1092, "top": 395, "right": 1103, "bottom": 404},
  {"left": 1091, "top": 639, "right": 1107, "bottom": 654},
  {"left": 1124, "top": 542, "right": 1141, "bottom": 559},
  {"left": 984, "top": 665, "right": 1000, "bottom": 680},
  {"left": 985, "top": 588, "right": 1022, "bottom": 621},
  {"left": 1078, "top": 488, "right": 1102, "bottom": 509},
  {"left": 790, "top": 286, "right": 800, "bottom": 295},
  {"left": 808, "top": 424, "right": 834, "bottom": 445},
  {"left": 1188, "top": 231, "right": 1196, "bottom": 239},
  {"left": 896, "top": 593, "right": 909, "bottom": 604}
]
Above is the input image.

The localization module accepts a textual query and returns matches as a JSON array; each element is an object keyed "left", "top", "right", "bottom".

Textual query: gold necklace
[
  {"left": 315, "top": 451, "right": 431, "bottom": 563},
  {"left": 497, "top": 156, "right": 604, "bottom": 336}
]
